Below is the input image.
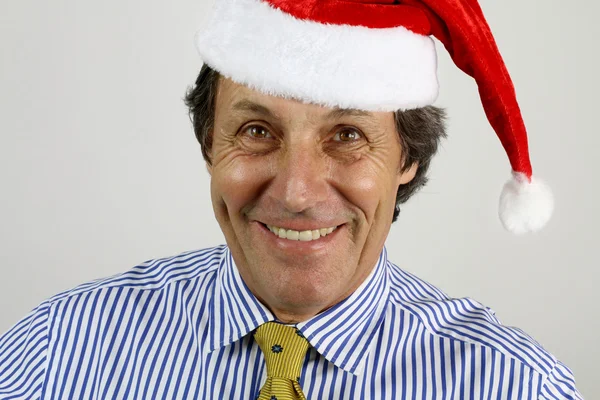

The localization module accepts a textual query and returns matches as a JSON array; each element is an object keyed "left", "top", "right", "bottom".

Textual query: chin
[
  {"left": 258, "top": 256, "right": 349, "bottom": 305},
  {"left": 267, "top": 280, "right": 339, "bottom": 314},
  {"left": 232, "top": 224, "right": 362, "bottom": 315}
]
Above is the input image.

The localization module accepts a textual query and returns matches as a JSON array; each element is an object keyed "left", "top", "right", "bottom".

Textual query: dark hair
[{"left": 184, "top": 64, "right": 447, "bottom": 222}]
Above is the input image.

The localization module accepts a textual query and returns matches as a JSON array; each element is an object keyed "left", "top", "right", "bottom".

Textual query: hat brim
[{"left": 195, "top": 0, "right": 439, "bottom": 111}]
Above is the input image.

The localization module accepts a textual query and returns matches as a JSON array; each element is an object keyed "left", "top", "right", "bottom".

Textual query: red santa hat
[{"left": 194, "top": 0, "right": 554, "bottom": 234}]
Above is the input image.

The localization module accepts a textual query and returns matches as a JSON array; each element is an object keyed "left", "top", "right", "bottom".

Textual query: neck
[
  {"left": 270, "top": 306, "right": 332, "bottom": 324},
  {"left": 266, "top": 286, "right": 360, "bottom": 324}
]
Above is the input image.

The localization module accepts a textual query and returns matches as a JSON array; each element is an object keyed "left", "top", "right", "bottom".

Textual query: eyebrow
[
  {"left": 325, "top": 108, "right": 375, "bottom": 120},
  {"left": 231, "top": 100, "right": 277, "bottom": 119},
  {"left": 231, "top": 99, "right": 378, "bottom": 124}
]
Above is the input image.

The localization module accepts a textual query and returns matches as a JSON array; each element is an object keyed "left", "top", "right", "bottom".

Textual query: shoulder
[
  {"left": 2, "top": 243, "right": 227, "bottom": 342},
  {"left": 47, "top": 244, "right": 226, "bottom": 306},
  {"left": 386, "top": 260, "right": 558, "bottom": 377},
  {"left": 0, "top": 244, "right": 227, "bottom": 398}
]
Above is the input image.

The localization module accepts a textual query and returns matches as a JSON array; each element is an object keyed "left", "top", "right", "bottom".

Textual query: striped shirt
[{"left": 0, "top": 245, "right": 583, "bottom": 399}]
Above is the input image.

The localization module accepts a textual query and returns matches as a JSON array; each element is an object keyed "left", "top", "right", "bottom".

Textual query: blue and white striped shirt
[{"left": 0, "top": 245, "right": 582, "bottom": 399}]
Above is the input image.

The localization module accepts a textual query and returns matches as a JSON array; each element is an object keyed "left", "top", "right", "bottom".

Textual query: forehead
[{"left": 215, "top": 76, "right": 392, "bottom": 125}]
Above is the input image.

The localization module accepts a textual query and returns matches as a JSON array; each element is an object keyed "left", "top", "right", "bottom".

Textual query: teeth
[
  {"left": 298, "top": 230, "right": 311, "bottom": 241},
  {"left": 287, "top": 230, "right": 300, "bottom": 241},
  {"left": 266, "top": 224, "right": 338, "bottom": 241}
]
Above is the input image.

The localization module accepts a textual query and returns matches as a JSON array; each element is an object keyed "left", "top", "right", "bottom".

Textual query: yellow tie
[{"left": 254, "top": 322, "right": 310, "bottom": 400}]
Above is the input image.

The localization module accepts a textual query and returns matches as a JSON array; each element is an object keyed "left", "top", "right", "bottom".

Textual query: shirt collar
[
  {"left": 205, "top": 248, "right": 274, "bottom": 353},
  {"left": 296, "top": 248, "right": 390, "bottom": 375},
  {"left": 206, "top": 246, "right": 390, "bottom": 376}
]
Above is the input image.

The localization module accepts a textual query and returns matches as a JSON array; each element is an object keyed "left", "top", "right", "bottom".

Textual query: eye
[
  {"left": 333, "top": 127, "right": 363, "bottom": 142},
  {"left": 243, "top": 125, "right": 272, "bottom": 139}
]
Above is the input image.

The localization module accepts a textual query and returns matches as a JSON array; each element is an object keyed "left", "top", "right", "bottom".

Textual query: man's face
[{"left": 209, "top": 77, "right": 417, "bottom": 321}]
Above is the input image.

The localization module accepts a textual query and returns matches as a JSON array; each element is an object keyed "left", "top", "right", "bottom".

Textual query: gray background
[{"left": 0, "top": 0, "right": 597, "bottom": 398}]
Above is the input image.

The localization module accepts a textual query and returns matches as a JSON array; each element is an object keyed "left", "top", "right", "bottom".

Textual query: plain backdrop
[{"left": 0, "top": 0, "right": 597, "bottom": 398}]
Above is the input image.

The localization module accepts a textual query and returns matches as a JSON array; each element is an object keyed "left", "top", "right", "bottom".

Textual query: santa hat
[{"left": 194, "top": 0, "right": 554, "bottom": 234}]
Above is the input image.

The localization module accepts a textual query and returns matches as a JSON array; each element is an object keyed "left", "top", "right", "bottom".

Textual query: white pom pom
[{"left": 499, "top": 172, "right": 554, "bottom": 234}]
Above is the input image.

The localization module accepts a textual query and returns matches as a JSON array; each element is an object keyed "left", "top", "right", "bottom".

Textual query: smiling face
[{"left": 209, "top": 77, "right": 418, "bottom": 323}]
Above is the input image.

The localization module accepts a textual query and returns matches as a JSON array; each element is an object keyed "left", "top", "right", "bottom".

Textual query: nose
[{"left": 270, "top": 140, "right": 329, "bottom": 213}]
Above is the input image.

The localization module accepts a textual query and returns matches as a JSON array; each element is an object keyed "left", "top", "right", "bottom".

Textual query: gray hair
[{"left": 184, "top": 64, "right": 447, "bottom": 222}]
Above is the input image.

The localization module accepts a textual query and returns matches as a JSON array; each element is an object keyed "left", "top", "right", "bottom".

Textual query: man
[{"left": 0, "top": 0, "right": 581, "bottom": 399}]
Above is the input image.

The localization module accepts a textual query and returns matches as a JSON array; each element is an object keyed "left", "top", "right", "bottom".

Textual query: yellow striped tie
[{"left": 254, "top": 322, "right": 310, "bottom": 400}]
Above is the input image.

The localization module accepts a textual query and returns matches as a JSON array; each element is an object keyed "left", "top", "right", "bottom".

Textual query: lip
[
  {"left": 254, "top": 219, "right": 344, "bottom": 232},
  {"left": 252, "top": 220, "right": 344, "bottom": 255}
]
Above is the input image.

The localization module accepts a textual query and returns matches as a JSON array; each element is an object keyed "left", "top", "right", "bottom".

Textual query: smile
[{"left": 265, "top": 224, "right": 338, "bottom": 241}]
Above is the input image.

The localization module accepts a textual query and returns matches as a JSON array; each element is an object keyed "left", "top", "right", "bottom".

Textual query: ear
[{"left": 397, "top": 162, "right": 418, "bottom": 185}]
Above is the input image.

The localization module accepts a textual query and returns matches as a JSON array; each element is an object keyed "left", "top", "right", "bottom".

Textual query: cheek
[
  {"left": 333, "top": 161, "right": 399, "bottom": 222},
  {"left": 211, "top": 153, "right": 275, "bottom": 218}
]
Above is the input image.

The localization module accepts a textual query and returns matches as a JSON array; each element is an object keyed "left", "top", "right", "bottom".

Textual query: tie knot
[{"left": 254, "top": 322, "right": 310, "bottom": 381}]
